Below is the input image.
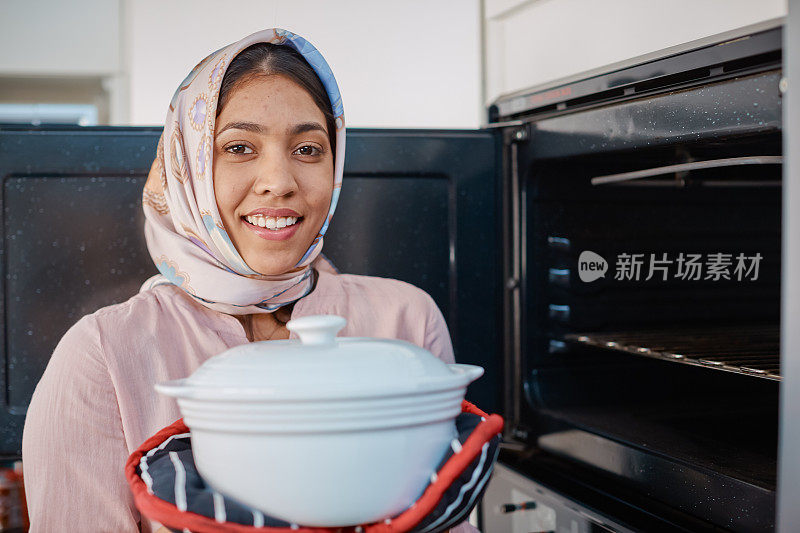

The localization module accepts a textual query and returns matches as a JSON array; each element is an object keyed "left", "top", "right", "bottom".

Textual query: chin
[
  {"left": 236, "top": 231, "right": 318, "bottom": 276},
  {"left": 246, "top": 255, "right": 304, "bottom": 277}
]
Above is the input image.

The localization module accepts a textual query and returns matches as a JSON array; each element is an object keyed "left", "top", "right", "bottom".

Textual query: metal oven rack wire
[{"left": 564, "top": 325, "right": 780, "bottom": 381}]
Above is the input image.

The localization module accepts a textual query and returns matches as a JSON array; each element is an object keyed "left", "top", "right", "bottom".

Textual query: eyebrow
[{"left": 216, "top": 120, "right": 327, "bottom": 137}]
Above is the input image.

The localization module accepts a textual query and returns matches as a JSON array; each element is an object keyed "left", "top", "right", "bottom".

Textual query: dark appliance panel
[{"left": 0, "top": 126, "right": 502, "bottom": 458}]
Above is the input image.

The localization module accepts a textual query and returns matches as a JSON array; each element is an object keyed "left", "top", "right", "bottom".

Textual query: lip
[
  {"left": 242, "top": 216, "right": 302, "bottom": 241},
  {"left": 244, "top": 207, "right": 302, "bottom": 217}
]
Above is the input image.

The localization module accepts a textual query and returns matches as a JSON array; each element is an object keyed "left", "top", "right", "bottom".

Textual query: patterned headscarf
[{"left": 140, "top": 28, "right": 344, "bottom": 315}]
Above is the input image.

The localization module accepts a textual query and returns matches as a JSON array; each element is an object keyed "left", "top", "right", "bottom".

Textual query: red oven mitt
[{"left": 125, "top": 400, "right": 503, "bottom": 533}]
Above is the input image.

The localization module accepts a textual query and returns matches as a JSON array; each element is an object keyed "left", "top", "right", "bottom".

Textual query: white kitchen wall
[
  {"left": 125, "top": 0, "right": 482, "bottom": 128},
  {"left": 0, "top": 0, "right": 120, "bottom": 75},
  {"left": 484, "top": 0, "right": 788, "bottom": 107},
  {"left": 0, "top": 0, "right": 482, "bottom": 128}
]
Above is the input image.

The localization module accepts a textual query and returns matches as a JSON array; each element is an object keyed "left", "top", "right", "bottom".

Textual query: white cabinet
[{"left": 483, "top": 0, "right": 787, "bottom": 106}]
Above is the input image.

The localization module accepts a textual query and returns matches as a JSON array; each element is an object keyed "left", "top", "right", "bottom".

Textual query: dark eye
[
  {"left": 294, "top": 145, "right": 321, "bottom": 157},
  {"left": 225, "top": 143, "right": 253, "bottom": 155}
]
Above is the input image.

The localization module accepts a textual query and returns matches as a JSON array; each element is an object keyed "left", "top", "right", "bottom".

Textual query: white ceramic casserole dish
[{"left": 155, "top": 314, "right": 484, "bottom": 527}]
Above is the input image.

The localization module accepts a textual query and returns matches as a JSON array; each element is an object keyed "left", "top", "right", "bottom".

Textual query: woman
[{"left": 21, "top": 28, "right": 477, "bottom": 533}]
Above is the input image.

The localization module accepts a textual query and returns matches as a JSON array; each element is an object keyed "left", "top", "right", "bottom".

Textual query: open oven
[{"left": 485, "top": 19, "right": 786, "bottom": 533}]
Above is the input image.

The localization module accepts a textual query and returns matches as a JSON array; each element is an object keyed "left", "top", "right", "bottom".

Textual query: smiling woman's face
[{"left": 213, "top": 74, "right": 334, "bottom": 276}]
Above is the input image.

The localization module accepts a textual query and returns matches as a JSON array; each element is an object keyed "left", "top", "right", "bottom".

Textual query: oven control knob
[{"left": 500, "top": 501, "right": 538, "bottom": 513}]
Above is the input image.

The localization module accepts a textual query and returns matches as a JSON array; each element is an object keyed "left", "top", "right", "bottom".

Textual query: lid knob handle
[{"left": 286, "top": 314, "right": 347, "bottom": 346}]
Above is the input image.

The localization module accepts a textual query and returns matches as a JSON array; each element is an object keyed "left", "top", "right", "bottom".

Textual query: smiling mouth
[{"left": 242, "top": 214, "right": 303, "bottom": 231}]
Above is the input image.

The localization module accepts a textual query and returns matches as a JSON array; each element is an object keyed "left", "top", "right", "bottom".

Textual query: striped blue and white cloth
[{"left": 137, "top": 412, "right": 501, "bottom": 533}]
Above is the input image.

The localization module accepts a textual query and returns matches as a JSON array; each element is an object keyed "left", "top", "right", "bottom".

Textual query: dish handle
[{"left": 448, "top": 363, "right": 485, "bottom": 384}]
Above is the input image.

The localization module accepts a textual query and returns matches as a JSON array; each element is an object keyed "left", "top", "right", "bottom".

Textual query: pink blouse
[{"left": 21, "top": 269, "right": 480, "bottom": 532}]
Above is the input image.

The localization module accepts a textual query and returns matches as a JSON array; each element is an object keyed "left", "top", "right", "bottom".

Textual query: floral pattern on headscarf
[{"left": 140, "top": 28, "right": 345, "bottom": 315}]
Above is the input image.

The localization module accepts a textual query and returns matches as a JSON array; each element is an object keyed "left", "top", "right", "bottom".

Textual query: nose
[{"left": 252, "top": 151, "right": 298, "bottom": 197}]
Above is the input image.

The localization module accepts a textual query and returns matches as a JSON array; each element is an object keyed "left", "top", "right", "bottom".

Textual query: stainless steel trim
[
  {"left": 483, "top": 118, "right": 526, "bottom": 129},
  {"left": 609, "top": 179, "right": 783, "bottom": 188},
  {"left": 481, "top": 464, "right": 638, "bottom": 533},
  {"left": 779, "top": 1, "right": 800, "bottom": 528},
  {"left": 508, "top": 140, "right": 522, "bottom": 431},
  {"left": 590, "top": 156, "right": 784, "bottom": 186}
]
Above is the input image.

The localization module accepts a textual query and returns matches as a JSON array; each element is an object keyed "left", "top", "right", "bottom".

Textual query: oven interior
[{"left": 518, "top": 130, "right": 781, "bottom": 524}]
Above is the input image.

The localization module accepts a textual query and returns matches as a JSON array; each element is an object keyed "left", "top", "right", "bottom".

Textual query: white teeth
[
  {"left": 244, "top": 215, "right": 300, "bottom": 229},
  {"left": 245, "top": 214, "right": 299, "bottom": 230}
]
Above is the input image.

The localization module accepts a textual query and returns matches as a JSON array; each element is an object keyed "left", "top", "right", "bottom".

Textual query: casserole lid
[{"left": 156, "top": 315, "right": 482, "bottom": 400}]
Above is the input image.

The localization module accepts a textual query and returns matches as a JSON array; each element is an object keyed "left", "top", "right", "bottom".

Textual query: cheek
[
  {"left": 213, "top": 166, "right": 248, "bottom": 217},
  {"left": 308, "top": 180, "right": 333, "bottom": 218}
]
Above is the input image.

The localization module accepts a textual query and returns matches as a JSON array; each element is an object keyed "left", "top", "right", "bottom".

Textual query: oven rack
[{"left": 564, "top": 325, "right": 780, "bottom": 381}]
